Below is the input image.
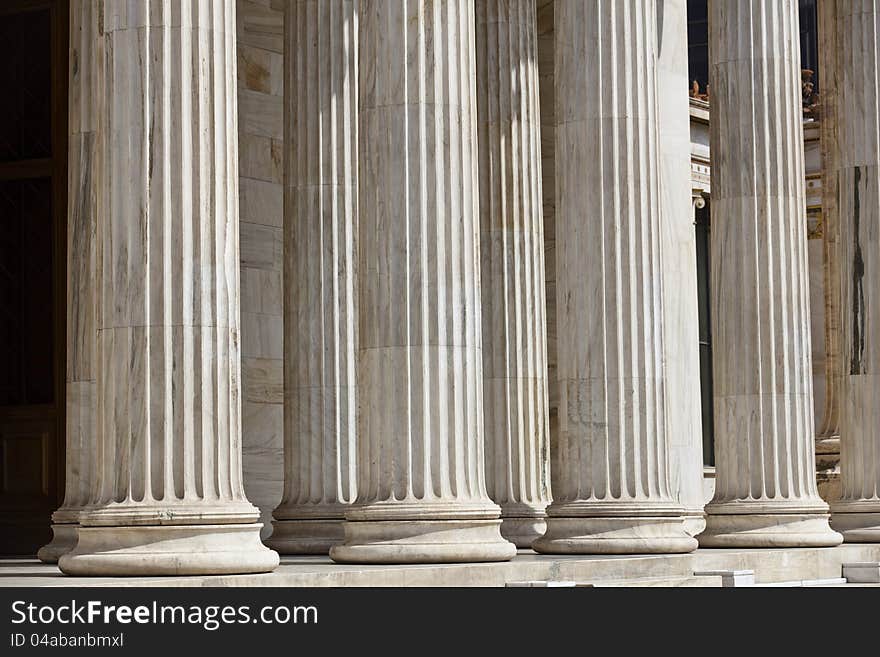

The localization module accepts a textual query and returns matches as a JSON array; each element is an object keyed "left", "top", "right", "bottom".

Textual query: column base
[
  {"left": 329, "top": 519, "right": 517, "bottom": 564},
  {"left": 37, "top": 523, "right": 79, "bottom": 564},
  {"left": 699, "top": 513, "right": 843, "bottom": 548},
  {"left": 831, "top": 504, "right": 880, "bottom": 542},
  {"left": 683, "top": 511, "right": 707, "bottom": 538},
  {"left": 532, "top": 516, "right": 698, "bottom": 555},
  {"left": 265, "top": 519, "right": 344, "bottom": 555},
  {"left": 58, "top": 523, "right": 279, "bottom": 576},
  {"left": 500, "top": 517, "right": 546, "bottom": 549}
]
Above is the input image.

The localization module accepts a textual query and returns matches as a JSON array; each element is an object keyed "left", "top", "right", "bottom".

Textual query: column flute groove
[
  {"left": 533, "top": 0, "right": 697, "bottom": 555},
  {"left": 59, "top": 0, "right": 279, "bottom": 575},
  {"left": 330, "top": 0, "right": 515, "bottom": 564},
  {"left": 474, "top": 0, "right": 552, "bottom": 548},
  {"left": 699, "top": 0, "right": 841, "bottom": 547},
  {"left": 267, "top": 0, "right": 358, "bottom": 555}
]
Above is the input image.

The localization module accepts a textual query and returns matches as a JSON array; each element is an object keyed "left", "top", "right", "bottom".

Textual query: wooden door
[{"left": 0, "top": 0, "right": 68, "bottom": 555}]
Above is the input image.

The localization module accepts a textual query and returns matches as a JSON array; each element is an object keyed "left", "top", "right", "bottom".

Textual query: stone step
[
  {"left": 506, "top": 581, "right": 578, "bottom": 588},
  {"left": 758, "top": 578, "right": 849, "bottom": 588},
  {"left": 508, "top": 573, "right": 858, "bottom": 588},
  {"left": 7, "top": 544, "right": 880, "bottom": 587},
  {"left": 587, "top": 575, "right": 723, "bottom": 588},
  {"left": 508, "top": 575, "right": 724, "bottom": 588},
  {"left": 694, "top": 569, "right": 755, "bottom": 587},
  {"left": 843, "top": 562, "right": 880, "bottom": 583}
]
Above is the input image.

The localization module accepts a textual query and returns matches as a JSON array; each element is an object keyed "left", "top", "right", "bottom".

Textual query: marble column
[
  {"left": 657, "top": 0, "right": 707, "bottom": 535},
  {"left": 267, "top": 0, "right": 358, "bottom": 555},
  {"left": 816, "top": 0, "right": 843, "bottom": 499},
  {"left": 329, "top": 0, "right": 515, "bottom": 564},
  {"left": 533, "top": 0, "right": 697, "bottom": 555},
  {"left": 58, "top": 0, "right": 279, "bottom": 576},
  {"left": 38, "top": 0, "right": 99, "bottom": 564},
  {"left": 699, "top": 0, "right": 842, "bottom": 547},
  {"left": 831, "top": 0, "right": 880, "bottom": 541},
  {"left": 474, "top": 0, "right": 552, "bottom": 548}
]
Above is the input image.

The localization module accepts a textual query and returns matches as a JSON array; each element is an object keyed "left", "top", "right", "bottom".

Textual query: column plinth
[
  {"left": 329, "top": 0, "right": 515, "bottom": 564},
  {"left": 266, "top": 0, "right": 358, "bottom": 555},
  {"left": 37, "top": 522, "right": 79, "bottom": 565},
  {"left": 699, "top": 0, "right": 841, "bottom": 548},
  {"left": 830, "top": 0, "right": 880, "bottom": 542},
  {"left": 532, "top": 0, "right": 696, "bottom": 555},
  {"left": 475, "top": 0, "right": 552, "bottom": 548},
  {"left": 58, "top": 1, "right": 278, "bottom": 576}
]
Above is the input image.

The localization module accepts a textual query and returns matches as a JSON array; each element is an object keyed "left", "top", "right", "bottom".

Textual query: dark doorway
[
  {"left": 800, "top": 0, "right": 819, "bottom": 83},
  {"left": 0, "top": 0, "right": 68, "bottom": 554}
]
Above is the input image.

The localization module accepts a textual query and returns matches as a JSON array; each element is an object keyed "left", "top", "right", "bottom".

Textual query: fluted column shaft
[
  {"left": 59, "top": 0, "right": 278, "bottom": 575},
  {"left": 268, "top": 0, "right": 358, "bottom": 555},
  {"left": 831, "top": 0, "right": 880, "bottom": 541},
  {"left": 39, "top": 0, "right": 100, "bottom": 564},
  {"left": 700, "top": 0, "right": 841, "bottom": 547},
  {"left": 817, "top": 0, "right": 843, "bottom": 467},
  {"left": 475, "top": 0, "right": 551, "bottom": 548},
  {"left": 533, "top": 0, "right": 696, "bottom": 555},
  {"left": 657, "top": 0, "right": 706, "bottom": 534},
  {"left": 330, "top": 0, "right": 515, "bottom": 564}
]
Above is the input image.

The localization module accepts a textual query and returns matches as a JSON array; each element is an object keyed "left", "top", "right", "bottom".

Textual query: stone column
[
  {"left": 474, "top": 0, "right": 551, "bottom": 548},
  {"left": 329, "top": 0, "right": 515, "bottom": 564},
  {"left": 831, "top": 0, "right": 880, "bottom": 541},
  {"left": 58, "top": 0, "right": 279, "bottom": 576},
  {"left": 816, "top": 0, "right": 843, "bottom": 500},
  {"left": 657, "top": 0, "right": 706, "bottom": 535},
  {"left": 38, "top": 0, "right": 99, "bottom": 564},
  {"left": 533, "top": 0, "right": 697, "bottom": 555},
  {"left": 267, "top": 0, "right": 358, "bottom": 555},
  {"left": 699, "top": 0, "right": 841, "bottom": 547}
]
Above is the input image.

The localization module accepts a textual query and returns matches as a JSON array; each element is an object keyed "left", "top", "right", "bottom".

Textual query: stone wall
[{"left": 237, "top": 0, "right": 285, "bottom": 537}]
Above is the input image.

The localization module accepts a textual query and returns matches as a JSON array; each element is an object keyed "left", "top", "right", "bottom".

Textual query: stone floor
[{"left": 2, "top": 544, "right": 880, "bottom": 587}]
